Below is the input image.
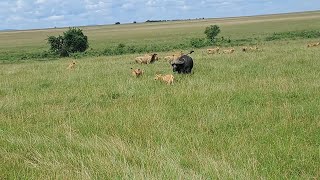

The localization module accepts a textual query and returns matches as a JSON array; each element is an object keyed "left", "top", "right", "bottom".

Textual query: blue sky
[{"left": 1, "top": 0, "right": 320, "bottom": 30}]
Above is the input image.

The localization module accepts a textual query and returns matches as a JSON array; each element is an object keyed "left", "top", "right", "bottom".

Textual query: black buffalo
[{"left": 171, "top": 51, "right": 194, "bottom": 74}]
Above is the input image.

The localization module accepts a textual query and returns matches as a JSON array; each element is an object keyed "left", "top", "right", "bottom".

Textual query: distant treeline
[{"left": 145, "top": 18, "right": 205, "bottom": 23}]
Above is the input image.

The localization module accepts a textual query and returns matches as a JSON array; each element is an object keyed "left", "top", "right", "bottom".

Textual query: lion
[
  {"left": 307, "top": 42, "right": 320, "bottom": 47},
  {"left": 154, "top": 74, "right": 174, "bottom": 85},
  {"left": 135, "top": 53, "right": 158, "bottom": 64},
  {"left": 67, "top": 60, "right": 76, "bottom": 70},
  {"left": 207, "top": 47, "right": 220, "bottom": 54},
  {"left": 131, "top": 68, "right": 144, "bottom": 77},
  {"left": 223, "top": 48, "right": 235, "bottom": 54}
]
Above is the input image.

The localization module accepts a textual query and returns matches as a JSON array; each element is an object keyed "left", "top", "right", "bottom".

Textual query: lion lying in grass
[
  {"left": 207, "top": 47, "right": 220, "bottom": 54},
  {"left": 242, "top": 46, "right": 259, "bottom": 52},
  {"left": 223, "top": 48, "right": 235, "bottom": 54},
  {"left": 154, "top": 74, "right": 174, "bottom": 85},
  {"left": 131, "top": 68, "right": 144, "bottom": 77},
  {"left": 164, "top": 51, "right": 183, "bottom": 63},
  {"left": 67, "top": 60, "right": 76, "bottom": 70},
  {"left": 307, "top": 42, "right": 320, "bottom": 47},
  {"left": 135, "top": 53, "right": 158, "bottom": 64}
]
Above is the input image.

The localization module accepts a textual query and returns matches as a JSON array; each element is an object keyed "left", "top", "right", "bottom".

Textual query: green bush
[
  {"left": 265, "top": 30, "right": 320, "bottom": 41},
  {"left": 47, "top": 27, "right": 89, "bottom": 57},
  {"left": 47, "top": 35, "right": 64, "bottom": 54},
  {"left": 114, "top": 43, "right": 126, "bottom": 55},
  {"left": 190, "top": 38, "right": 211, "bottom": 48},
  {"left": 189, "top": 25, "right": 221, "bottom": 48},
  {"left": 204, "top": 25, "right": 221, "bottom": 42},
  {"left": 63, "top": 28, "right": 89, "bottom": 53}
]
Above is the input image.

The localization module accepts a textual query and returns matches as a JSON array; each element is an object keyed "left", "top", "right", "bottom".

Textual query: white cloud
[
  {"left": 35, "top": 0, "right": 47, "bottom": 4},
  {"left": 45, "top": 15, "right": 64, "bottom": 21},
  {"left": 0, "top": 0, "right": 320, "bottom": 30},
  {"left": 180, "top": 5, "right": 191, "bottom": 10},
  {"left": 85, "top": 0, "right": 109, "bottom": 10},
  {"left": 121, "top": 3, "right": 134, "bottom": 10},
  {"left": 146, "top": 0, "right": 156, "bottom": 6},
  {"left": 7, "top": 15, "right": 24, "bottom": 22},
  {"left": 16, "top": 0, "right": 25, "bottom": 9},
  {"left": 11, "top": 0, "right": 26, "bottom": 12}
]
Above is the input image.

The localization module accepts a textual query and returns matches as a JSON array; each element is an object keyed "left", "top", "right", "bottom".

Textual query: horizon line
[{"left": 1, "top": 9, "right": 319, "bottom": 33}]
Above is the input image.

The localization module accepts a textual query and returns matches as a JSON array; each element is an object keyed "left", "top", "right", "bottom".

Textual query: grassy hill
[
  {"left": 1, "top": 10, "right": 320, "bottom": 61},
  {"left": 0, "top": 11, "right": 319, "bottom": 179}
]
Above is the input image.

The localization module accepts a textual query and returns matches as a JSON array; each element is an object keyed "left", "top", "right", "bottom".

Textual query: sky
[{"left": 1, "top": 0, "right": 320, "bottom": 30}]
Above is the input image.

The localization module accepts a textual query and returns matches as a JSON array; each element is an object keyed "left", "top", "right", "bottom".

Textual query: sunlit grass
[{"left": 1, "top": 39, "right": 319, "bottom": 178}]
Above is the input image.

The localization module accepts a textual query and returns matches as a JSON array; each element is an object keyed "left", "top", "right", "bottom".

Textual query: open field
[
  {"left": 1, "top": 10, "right": 320, "bottom": 61},
  {"left": 1, "top": 12, "right": 320, "bottom": 179}
]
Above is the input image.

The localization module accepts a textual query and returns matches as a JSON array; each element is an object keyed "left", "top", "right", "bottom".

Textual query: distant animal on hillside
[
  {"left": 223, "top": 48, "right": 235, "bottom": 54},
  {"left": 249, "top": 46, "right": 258, "bottom": 50},
  {"left": 154, "top": 74, "right": 174, "bottom": 85},
  {"left": 135, "top": 53, "right": 158, "bottom": 64},
  {"left": 242, "top": 46, "right": 248, "bottom": 52},
  {"left": 242, "top": 46, "right": 258, "bottom": 52},
  {"left": 307, "top": 42, "right": 320, "bottom": 47},
  {"left": 67, "top": 60, "right": 76, "bottom": 70},
  {"left": 207, "top": 47, "right": 220, "bottom": 54},
  {"left": 131, "top": 68, "right": 144, "bottom": 77},
  {"left": 171, "top": 50, "right": 194, "bottom": 74}
]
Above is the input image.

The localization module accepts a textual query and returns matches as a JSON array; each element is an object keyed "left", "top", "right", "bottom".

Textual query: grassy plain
[
  {"left": 1, "top": 10, "right": 320, "bottom": 60},
  {"left": 0, "top": 11, "right": 320, "bottom": 179}
]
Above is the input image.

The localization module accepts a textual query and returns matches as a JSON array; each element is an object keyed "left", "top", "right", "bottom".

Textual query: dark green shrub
[
  {"left": 47, "top": 27, "right": 89, "bottom": 57},
  {"left": 103, "top": 48, "right": 113, "bottom": 56},
  {"left": 204, "top": 25, "right": 221, "bottom": 42},
  {"left": 47, "top": 35, "right": 64, "bottom": 54},
  {"left": 190, "top": 38, "right": 210, "bottom": 48},
  {"left": 114, "top": 43, "right": 126, "bottom": 55},
  {"left": 63, "top": 28, "right": 89, "bottom": 53},
  {"left": 265, "top": 30, "right": 320, "bottom": 41},
  {"left": 125, "top": 45, "right": 137, "bottom": 53}
]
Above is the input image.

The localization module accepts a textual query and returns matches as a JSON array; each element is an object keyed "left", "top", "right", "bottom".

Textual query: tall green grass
[
  {"left": 0, "top": 40, "right": 319, "bottom": 178},
  {"left": 265, "top": 30, "right": 320, "bottom": 41}
]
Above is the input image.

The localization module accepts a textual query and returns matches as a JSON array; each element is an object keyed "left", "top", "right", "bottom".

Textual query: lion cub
[
  {"left": 67, "top": 60, "right": 76, "bottom": 70},
  {"left": 207, "top": 47, "right": 220, "bottom": 54},
  {"left": 154, "top": 74, "right": 174, "bottom": 85},
  {"left": 223, "top": 48, "right": 235, "bottom": 54},
  {"left": 131, "top": 68, "right": 144, "bottom": 77},
  {"left": 307, "top": 42, "right": 320, "bottom": 47}
]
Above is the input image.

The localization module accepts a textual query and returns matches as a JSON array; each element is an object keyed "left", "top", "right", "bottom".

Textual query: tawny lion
[
  {"left": 67, "top": 60, "right": 76, "bottom": 70},
  {"left": 223, "top": 48, "right": 235, "bottom": 54},
  {"left": 164, "top": 51, "right": 184, "bottom": 63},
  {"left": 307, "top": 42, "right": 320, "bottom": 47},
  {"left": 249, "top": 46, "right": 258, "bottom": 50},
  {"left": 135, "top": 53, "right": 158, "bottom": 64},
  {"left": 242, "top": 46, "right": 248, "bottom": 52},
  {"left": 154, "top": 74, "right": 174, "bottom": 85},
  {"left": 207, "top": 47, "right": 220, "bottom": 54},
  {"left": 164, "top": 55, "right": 174, "bottom": 61},
  {"left": 242, "top": 46, "right": 258, "bottom": 52},
  {"left": 144, "top": 53, "right": 160, "bottom": 61},
  {"left": 131, "top": 68, "right": 144, "bottom": 77}
]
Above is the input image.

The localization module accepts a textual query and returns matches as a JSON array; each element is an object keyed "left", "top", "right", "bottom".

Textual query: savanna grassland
[{"left": 0, "top": 11, "right": 320, "bottom": 179}]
